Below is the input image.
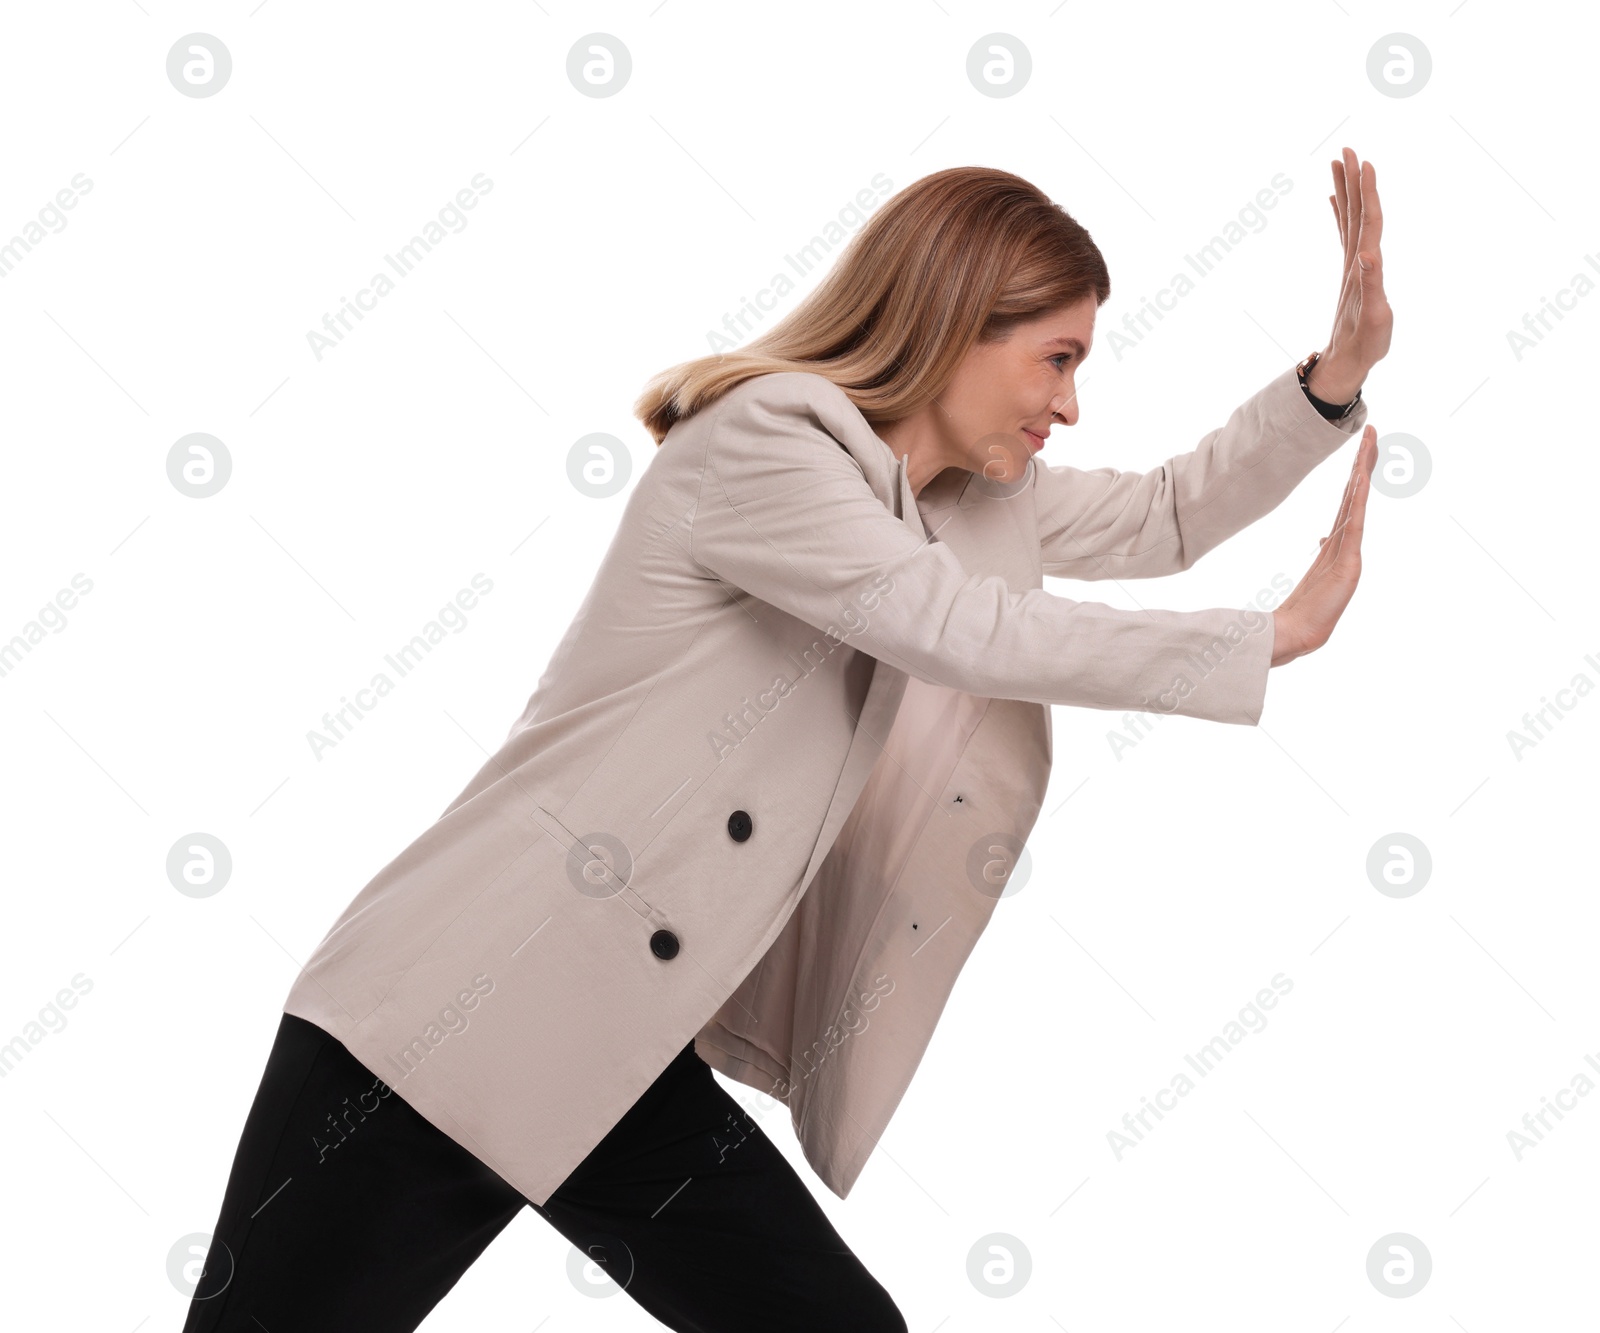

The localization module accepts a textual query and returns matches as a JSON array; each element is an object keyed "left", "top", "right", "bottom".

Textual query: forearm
[{"left": 1036, "top": 362, "right": 1370, "bottom": 580}]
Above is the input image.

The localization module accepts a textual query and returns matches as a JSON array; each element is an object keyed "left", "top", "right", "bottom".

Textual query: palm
[
  {"left": 1273, "top": 425, "right": 1378, "bottom": 667},
  {"left": 1324, "top": 149, "right": 1392, "bottom": 379}
]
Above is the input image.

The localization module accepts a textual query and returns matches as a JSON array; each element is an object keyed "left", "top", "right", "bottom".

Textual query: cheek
[
  {"left": 991, "top": 370, "right": 1035, "bottom": 423},
  {"left": 965, "top": 385, "right": 1013, "bottom": 438}
]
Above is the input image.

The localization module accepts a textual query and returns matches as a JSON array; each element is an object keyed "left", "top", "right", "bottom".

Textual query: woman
[{"left": 182, "top": 154, "right": 1388, "bottom": 1332}]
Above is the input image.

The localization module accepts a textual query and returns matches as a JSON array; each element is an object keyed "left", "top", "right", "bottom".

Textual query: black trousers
[{"left": 180, "top": 1012, "right": 904, "bottom": 1332}]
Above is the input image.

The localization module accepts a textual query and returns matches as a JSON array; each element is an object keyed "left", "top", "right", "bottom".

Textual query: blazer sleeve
[
  {"left": 687, "top": 380, "right": 1276, "bottom": 725},
  {"left": 1034, "top": 363, "right": 1370, "bottom": 580}
]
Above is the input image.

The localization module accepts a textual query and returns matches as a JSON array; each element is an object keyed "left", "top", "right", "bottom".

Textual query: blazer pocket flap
[{"left": 530, "top": 804, "right": 656, "bottom": 920}]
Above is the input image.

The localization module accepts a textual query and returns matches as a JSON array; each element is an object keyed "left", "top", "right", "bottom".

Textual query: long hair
[{"left": 633, "top": 166, "right": 1112, "bottom": 446}]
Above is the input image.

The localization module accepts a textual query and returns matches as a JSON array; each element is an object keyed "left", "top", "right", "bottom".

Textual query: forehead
[
  {"left": 1035, "top": 328, "right": 1093, "bottom": 358},
  {"left": 1028, "top": 299, "right": 1095, "bottom": 351}
]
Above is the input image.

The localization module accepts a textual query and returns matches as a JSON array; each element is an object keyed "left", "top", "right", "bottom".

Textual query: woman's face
[{"left": 933, "top": 296, "right": 1096, "bottom": 488}]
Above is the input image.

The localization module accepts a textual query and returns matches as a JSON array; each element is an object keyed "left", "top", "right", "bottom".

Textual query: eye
[{"left": 1050, "top": 353, "right": 1074, "bottom": 371}]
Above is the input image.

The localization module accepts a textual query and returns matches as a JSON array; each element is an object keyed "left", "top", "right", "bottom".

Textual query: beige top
[{"left": 282, "top": 361, "right": 1369, "bottom": 1204}]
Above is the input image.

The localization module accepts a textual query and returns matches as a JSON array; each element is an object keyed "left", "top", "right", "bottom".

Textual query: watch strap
[{"left": 1297, "top": 350, "right": 1361, "bottom": 421}]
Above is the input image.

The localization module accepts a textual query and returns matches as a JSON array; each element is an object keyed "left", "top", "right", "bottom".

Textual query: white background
[{"left": 1, "top": 1, "right": 1594, "bottom": 1328}]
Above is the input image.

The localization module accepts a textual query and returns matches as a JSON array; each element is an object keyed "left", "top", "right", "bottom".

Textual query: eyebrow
[{"left": 1041, "top": 336, "right": 1087, "bottom": 354}]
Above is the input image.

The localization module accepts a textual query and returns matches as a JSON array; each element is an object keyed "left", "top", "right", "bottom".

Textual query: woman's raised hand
[
  {"left": 1305, "top": 148, "right": 1392, "bottom": 405},
  {"left": 1271, "top": 425, "right": 1378, "bottom": 667}
]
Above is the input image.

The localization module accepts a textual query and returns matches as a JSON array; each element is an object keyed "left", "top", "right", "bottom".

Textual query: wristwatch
[{"left": 1297, "top": 350, "right": 1362, "bottom": 422}]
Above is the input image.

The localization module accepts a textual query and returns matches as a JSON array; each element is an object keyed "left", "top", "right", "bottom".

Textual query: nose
[{"left": 1051, "top": 391, "right": 1077, "bottom": 429}]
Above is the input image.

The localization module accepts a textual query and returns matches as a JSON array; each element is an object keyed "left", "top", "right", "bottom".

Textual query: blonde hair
[{"left": 633, "top": 165, "right": 1112, "bottom": 446}]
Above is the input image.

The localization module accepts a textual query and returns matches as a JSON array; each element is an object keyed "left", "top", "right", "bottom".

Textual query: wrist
[
  {"left": 1305, "top": 348, "right": 1364, "bottom": 405},
  {"left": 1271, "top": 608, "right": 1301, "bottom": 667}
]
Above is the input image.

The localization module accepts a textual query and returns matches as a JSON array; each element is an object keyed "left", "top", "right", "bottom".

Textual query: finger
[
  {"left": 1360, "top": 246, "right": 1384, "bottom": 295},
  {"left": 1329, "top": 192, "right": 1346, "bottom": 252},
  {"left": 1331, "top": 427, "right": 1378, "bottom": 568},
  {"left": 1357, "top": 157, "right": 1383, "bottom": 264},
  {"left": 1314, "top": 448, "right": 1363, "bottom": 574},
  {"left": 1331, "top": 155, "right": 1353, "bottom": 270},
  {"left": 1337, "top": 148, "right": 1360, "bottom": 271},
  {"left": 1337, "top": 432, "right": 1376, "bottom": 566},
  {"left": 1312, "top": 435, "right": 1363, "bottom": 563},
  {"left": 1307, "top": 427, "right": 1371, "bottom": 585},
  {"left": 1343, "top": 147, "right": 1363, "bottom": 271}
]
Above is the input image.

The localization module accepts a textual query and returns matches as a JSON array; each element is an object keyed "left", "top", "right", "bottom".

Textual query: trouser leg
[
  {"left": 180, "top": 1011, "right": 527, "bottom": 1333},
  {"left": 534, "top": 1039, "right": 907, "bottom": 1333},
  {"left": 181, "top": 1016, "right": 904, "bottom": 1331}
]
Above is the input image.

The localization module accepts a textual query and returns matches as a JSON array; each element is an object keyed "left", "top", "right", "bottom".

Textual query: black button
[
  {"left": 650, "top": 929, "right": 679, "bottom": 960},
  {"left": 727, "top": 810, "right": 753, "bottom": 842}
]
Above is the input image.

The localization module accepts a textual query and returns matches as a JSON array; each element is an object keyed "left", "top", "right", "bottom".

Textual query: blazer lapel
[
  {"left": 789, "top": 420, "right": 925, "bottom": 893},
  {"left": 893, "top": 453, "right": 926, "bottom": 541}
]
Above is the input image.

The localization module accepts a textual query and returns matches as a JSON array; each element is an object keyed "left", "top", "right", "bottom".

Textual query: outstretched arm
[
  {"left": 1039, "top": 147, "right": 1391, "bottom": 582},
  {"left": 690, "top": 376, "right": 1277, "bottom": 726},
  {"left": 1034, "top": 365, "right": 1369, "bottom": 580}
]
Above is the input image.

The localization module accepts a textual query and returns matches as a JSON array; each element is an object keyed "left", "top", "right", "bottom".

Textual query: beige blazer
[{"left": 282, "top": 362, "right": 1368, "bottom": 1205}]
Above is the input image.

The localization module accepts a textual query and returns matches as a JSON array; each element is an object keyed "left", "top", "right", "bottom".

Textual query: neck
[{"left": 876, "top": 410, "right": 956, "bottom": 499}]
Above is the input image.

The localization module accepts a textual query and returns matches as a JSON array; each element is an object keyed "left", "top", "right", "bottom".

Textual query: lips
[{"left": 1021, "top": 428, "right": 1046, "bottom": 451}]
